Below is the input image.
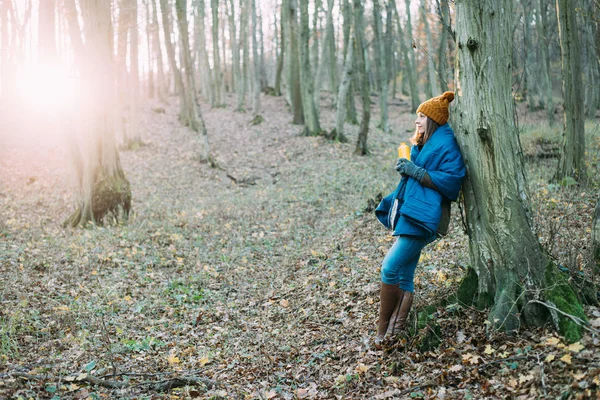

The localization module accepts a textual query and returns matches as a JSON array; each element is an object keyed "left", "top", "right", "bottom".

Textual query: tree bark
[
  {"left": 251, "top": 0, "right": 261, "bottom": 116},
  {"left": 556, "top": 0, "right": 586, "bottom": 182},
  {"left": 289, "top": 0, "right": 304, "bottom": 124},
  {"left": 537, "top": 0, "right": 554, "bottom": 125},
  {"left": 64, "top": 0, "right": 131, "bottom": 228},
  {"left": 228, "top": 0, "right": 242, "bottom": 102},
  {"left": 404, "top": 0, "right": 420, "bottom": 111},
  {"left": 436, "top": 0, "right": 450, "bottom": 92},
  {"left": 160, "top": 0, "right": 185, "bottom": 118},
  {"left": 129, "top": 0, "right": 141, "bottom": 145},
  {"left": 454, "top": 0, "right": 585, "bottom": 342},
  {"left": 240, "top": 0, "right": 250, "bottom": 110},
  {"left": 420, "top": 0, "right": 439, "bottom": 99},
  {"left": 299, "top": 0, "right": 320, "bottom": 134},
  {"left": 330, "top": 33, "right": 353, "bottom": 143},
  {"left": 211, "top": 0, "right": 224, "bottom": 106},
  {"left": 175, "top": 0, "right": 211, "bottom": 162},
  {"left": 195, "top": 0, "right": 214, "bottom": 105},
  {"left": 373, "top": 0, "right": 390, "bottom": 132},
  {"left": 353, "top": 0, "right": 370, "bottom": 155},
  {"left": 342, "top": 0, "right": 357, "bottom": 124},
  {"left": 274, "top": 0, "right": 285, "bottom": 97},
  {"left": 144, "top": 0, "right": 155, "bottom": 98},
  {"left": 394, "top": 1, "right": 419, "bottom": 112},
  {"left": 326, "top": 0, "right": 337, "bottom": 107}
]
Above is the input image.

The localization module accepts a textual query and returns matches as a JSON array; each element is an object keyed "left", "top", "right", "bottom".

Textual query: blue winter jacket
[{"left": 376, "top": 123, "right": 466, "bottom": 235}]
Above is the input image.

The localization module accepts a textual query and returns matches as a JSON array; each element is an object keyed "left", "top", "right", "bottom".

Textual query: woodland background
[{"left": 1, "top": 0, "right": 600, "bottom": 398}]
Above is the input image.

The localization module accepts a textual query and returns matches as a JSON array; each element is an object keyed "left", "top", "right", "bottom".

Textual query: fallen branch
[
  {"left": 11, "top": 371, "right": 127, "bottom": 389},
  {"left": 9, "top": 370, "right": 219, "bottom": 392}
]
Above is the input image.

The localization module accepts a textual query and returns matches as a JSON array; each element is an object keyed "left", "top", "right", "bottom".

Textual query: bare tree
[
  {"left": 556, "top": 0, "right": 586, "bottom": 181},
  {"left": 299, "top": 0, "right": 321, "bottom": 135},
  {"left": 288, "top": 0, "right": 304, "bottom": 124},
  {"left": 353, "top": 0, "right": 370, "bottom": 155},
  {"left": 211, "top": 0, "right": 225, "bottom": 106}
]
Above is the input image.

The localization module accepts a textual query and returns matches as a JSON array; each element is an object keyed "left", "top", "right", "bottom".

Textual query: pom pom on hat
[{"left": 416, "top": 91, "right": 455, "bottom": 125}]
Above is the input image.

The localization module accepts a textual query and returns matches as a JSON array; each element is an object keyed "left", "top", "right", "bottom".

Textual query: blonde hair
[{"left": 410, "top": 117, "right": 440, "bottom": 146}]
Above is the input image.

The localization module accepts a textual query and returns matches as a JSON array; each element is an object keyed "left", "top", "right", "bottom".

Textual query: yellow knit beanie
[{"left": 416, "top": 91, "right": 455, "bottom": 125}]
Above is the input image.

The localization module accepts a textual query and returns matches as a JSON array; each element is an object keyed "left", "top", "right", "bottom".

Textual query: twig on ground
[
  {"left": 527, "top": 299, "right": 600, "bottom": 334},
  {"left": 9, "top": 370, "right": 219, "bottom": 392}
]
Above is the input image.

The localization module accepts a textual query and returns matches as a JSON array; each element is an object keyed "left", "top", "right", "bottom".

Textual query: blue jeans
[{"left": 381, "top": 235, "right": 435, "bottom": 292}]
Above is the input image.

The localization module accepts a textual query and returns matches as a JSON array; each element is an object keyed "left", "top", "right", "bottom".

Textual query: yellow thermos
[{"left": 397, "top": 142, "right": 411, "bottom": 160}]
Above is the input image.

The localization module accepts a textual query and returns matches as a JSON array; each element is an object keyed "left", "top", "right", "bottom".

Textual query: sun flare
[{"left": 15, "top": 62, "right": 79, "bottom": 113}]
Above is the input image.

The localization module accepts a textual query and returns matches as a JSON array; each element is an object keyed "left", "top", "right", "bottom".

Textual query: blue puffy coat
[{"left": 376, "top": 123, "right": 466, "bottom": 235}]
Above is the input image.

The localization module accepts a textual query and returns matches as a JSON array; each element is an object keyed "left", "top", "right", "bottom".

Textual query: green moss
[
  {"left": 455, "top": 267, "right": 478, "bottom": 306},
  {"left": 410, "top": 304, "right": 441, "bottom": 351},
  {"left": 544, "top": 262, "right": 587, "bottom": 343}
]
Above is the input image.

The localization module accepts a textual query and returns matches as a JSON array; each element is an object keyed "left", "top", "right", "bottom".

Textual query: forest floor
[{"left": 1, "top": 92, "right": 600, "bottom": 399}]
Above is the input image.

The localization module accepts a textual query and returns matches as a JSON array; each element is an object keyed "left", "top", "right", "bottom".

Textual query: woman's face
[{"left": 415, "top": 112, "right": 428, "bottom": 134}]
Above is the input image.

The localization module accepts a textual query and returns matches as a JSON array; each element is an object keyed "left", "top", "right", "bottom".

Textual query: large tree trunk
[
  {"left": 228, "top": 0, "right": 242, "bottom": 102},
  {"left": 420, "top": 0, "right": 439, "bottom": 99},
  {"left": 159, "top": 0, "right": 185, "bottom": 116},
  {"left": 150, "top": 0, "right": 167, "bottom": 103},
  {"left": 251, "top": 0, "right": 261, "bottom": 116},
  {"left": 289, "top": 0, "right": 304, "bottom": 124},
  {"left": 330, "top": 33, "right": 353, "bottom": 143},
  {"left": 195, "top": 0, "right": 214, "bottom": 105},
  {"left": 211, "top": 0, "right": 224, "bottom": 106},
  {"left": 537, "top": 0, "right": 554, "bottom": 125},
  {"left": 404, "top": 0, "right": 420, "bottom": 111},
  {"left": 394, "top": 1, "right": 419, "bottom": 112},
  {"left": 454, "top": 0, "right": 585, "bottom": 342},
  {"left": 64, "top": 0, "right": 131, "bottom": 228},
  {"left": 175, "top": 0, "right": 211, "bottom": 162},
  {"left": 582, "top": 0, "right": 600, "bottom": 117},
  {"left": 274, "top": 0, "right": 285, "bottom": 97},
  {"left": 353, "top": 0, "right": 370, "bottom": 155},
  {"left": 144, "top": 0, "right": 155, "bottom": 98},
  {"left": 556, "top": 0, "right": 586, "bottom": 182},
  {"left": 240, "top": 0, "right": 250, "bottom": 110},
  {"left": 436, "top": 0, "right": 450, "bottom": 92},
  {"left": 129, "top": 0, "right": 141, "bottom": 146},
  {"left": 342, "top": 0, "right": 357, "bottom": 124},
  {"left": 326, "top": 0, "right": 337, "bottom": 108},
  {"left": 299, "top": 0, "right": 320, "bottom": 135},
  {"left": 373, "top": 0, "right": 390, "bottom": 133}
]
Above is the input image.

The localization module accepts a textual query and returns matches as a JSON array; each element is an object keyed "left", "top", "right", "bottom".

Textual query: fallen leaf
[
  {"left": 545, "top": 354, "right": 555, "bottom": 363},
  {"left": 567, "top": 342, "right": 584, "bottom": 353},
  {"left": 354, "top": 363, "right": 369, "bottom": 374},
  {"left": 462, "top": 353, "right": 480, "bottom": 365},
  {"left": 573, "top": 371, "right": 586, "bottom": 380},
  {"left": 280, "top": 299, "right": 289, "bottom": 308},
  {"left": 366, "top": 297, "right": 374, "bottom": 305},
  {"left": 167, "top": 353, "right": 180, "bottom": 365},
  {"left": 456, "top": 331, "right": 465, "bottom": 344},
  {"left": 449, "top": 364, "right": 463, "bottom": 372},
  {"left": 266, "top": 390, "right": 278, "bottom": 399},
  {"left": 484, "top": 345, "right": 495, "bottom": 355},
  {"left": 296, "top": 388, "right": 309, "bottom": 399},
  {"left": 508, "top": 378, "right": 518, "bottom": 388},
  {"left": 545, "top": 337, "right": 560, "bottom": 346},
  {"left": 560, "top": 354, "right": 572, "bottom": 364},
  {"left": 199, "top": 357, "right": 210, "bottom": 366},
  {"left": 519, "top": 374, "right": 534, "bottom": 383}
]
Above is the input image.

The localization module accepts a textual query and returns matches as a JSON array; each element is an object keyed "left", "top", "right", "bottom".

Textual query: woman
[{"left": 374, "top": 91, "right": 465, "bottom": 348}]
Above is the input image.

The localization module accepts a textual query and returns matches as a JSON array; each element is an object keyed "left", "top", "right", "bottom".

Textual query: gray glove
[{"left": 395, "top": 158, "right": 427, "bottom": 181}]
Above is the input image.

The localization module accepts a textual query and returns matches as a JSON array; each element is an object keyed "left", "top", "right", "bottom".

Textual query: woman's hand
[{"left": 396, "top": 158, "right": 426, "bottom": 181}]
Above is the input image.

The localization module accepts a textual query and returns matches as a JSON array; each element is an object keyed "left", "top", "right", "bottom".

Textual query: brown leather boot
[
  {"left": 386, "top": 290, "right": 414, "bottom": 337},
  {"left": 374, "top": 283, "right": 400, "bottom": 348}
]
